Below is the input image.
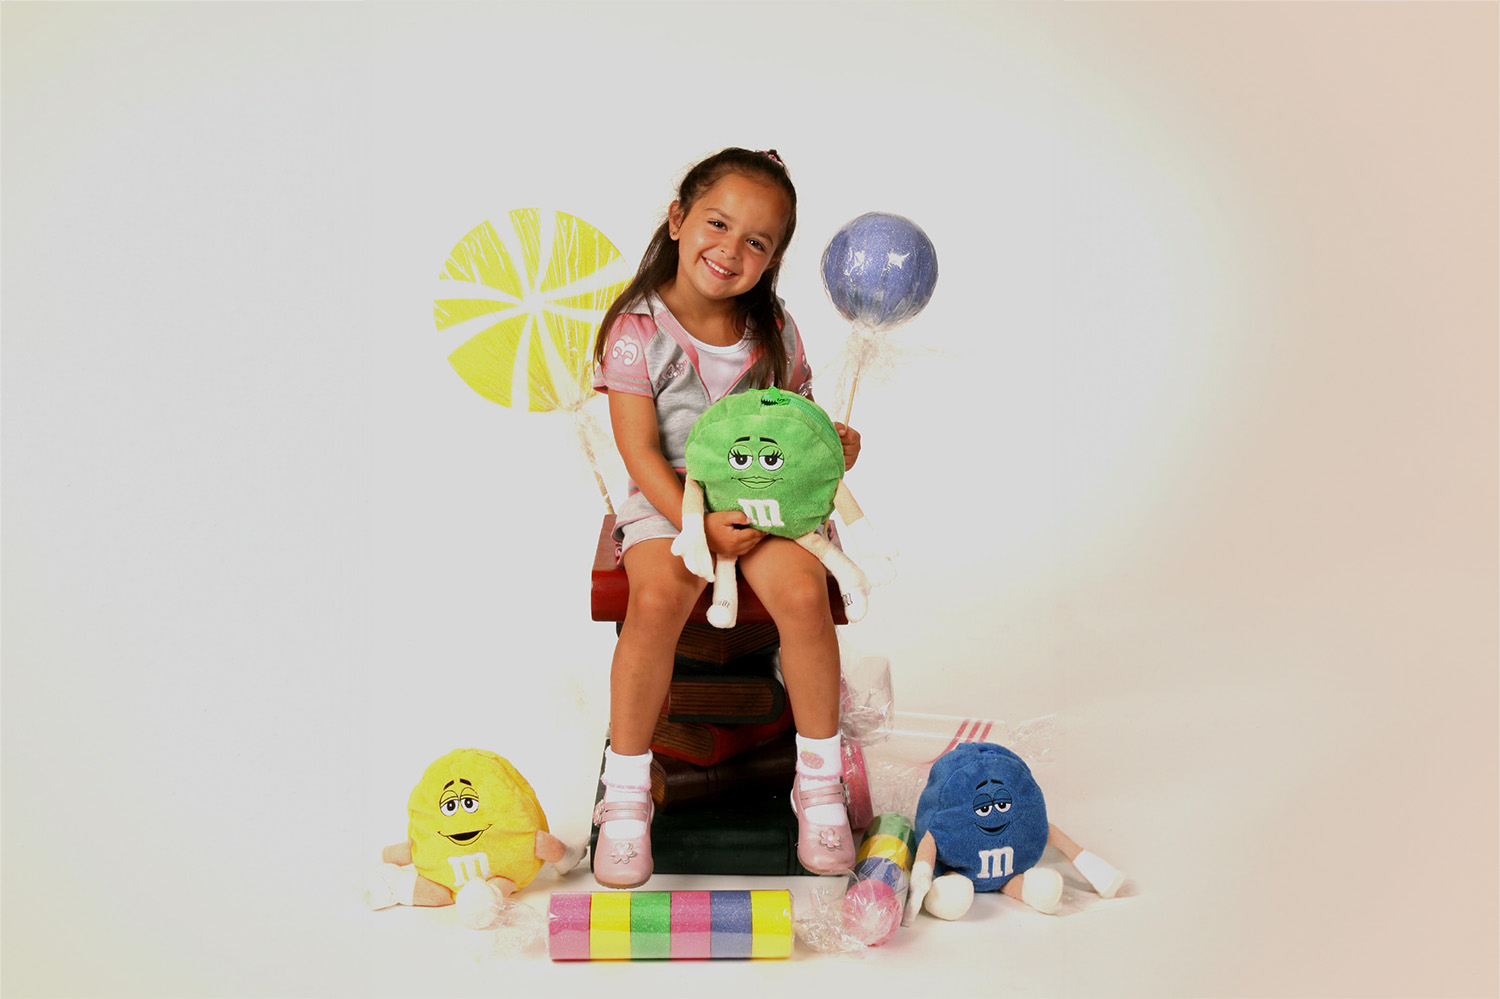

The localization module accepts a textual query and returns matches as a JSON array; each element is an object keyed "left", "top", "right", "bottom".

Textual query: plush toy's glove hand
[
  {"left": 671, "top": 513, "right": 715, "bottom": 581},
  {"left": 845, "top": 518, "right": 897, "bottom": 586}
]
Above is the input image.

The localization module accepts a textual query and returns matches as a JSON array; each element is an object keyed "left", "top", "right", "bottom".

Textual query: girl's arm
[
  {"left": 608, "top": 390, "right": 761, "bottom": 556},
  {"left": 609, "top": 390, "right": 688, "bottom": 527}
]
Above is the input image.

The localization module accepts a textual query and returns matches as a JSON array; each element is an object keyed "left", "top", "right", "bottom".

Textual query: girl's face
[{"left": 668, "top": 172, "right": 791, "bottom": 310}]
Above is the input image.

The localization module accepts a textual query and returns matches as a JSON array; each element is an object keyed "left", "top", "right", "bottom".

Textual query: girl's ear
[{"left": 667, "top": 201, "right": 684, "bottom": 240}]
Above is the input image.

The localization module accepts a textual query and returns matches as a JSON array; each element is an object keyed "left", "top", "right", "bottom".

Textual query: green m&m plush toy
[{"left": 672, "top": 387, "right": 896, "bottom": 627}]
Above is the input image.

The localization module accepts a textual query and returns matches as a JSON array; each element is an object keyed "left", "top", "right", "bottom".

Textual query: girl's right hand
[{"left": 706, "top": 510, "right": 765, "bottom": 557}]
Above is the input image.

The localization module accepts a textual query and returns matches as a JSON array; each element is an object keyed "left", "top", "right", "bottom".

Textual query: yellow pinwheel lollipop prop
[{"left": 435, "top": 209, "right": 630, "bottom": 510}]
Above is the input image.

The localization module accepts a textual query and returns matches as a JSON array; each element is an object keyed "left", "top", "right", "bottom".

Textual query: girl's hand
[
  {"left": 706, "top": 510, "right": 765, "bottom": 557},
  {"left": 835, "top": 422, "right": 862, "bottom": 471}
]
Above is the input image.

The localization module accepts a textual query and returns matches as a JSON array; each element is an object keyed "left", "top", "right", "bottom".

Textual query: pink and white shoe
[
  {"left": 592, "top": 798, "right": 654, "bottom": 889},
  {"left": 790, "top": 775, "right": 856, "bottom": 875}
]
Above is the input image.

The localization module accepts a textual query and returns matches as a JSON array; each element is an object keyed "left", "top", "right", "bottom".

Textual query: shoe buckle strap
[
  {"left": 593, "top": 799, "right": 651, "bottom": 825},
  {"left": 794, "top": 781, "right": 846, "bottom": 809}
]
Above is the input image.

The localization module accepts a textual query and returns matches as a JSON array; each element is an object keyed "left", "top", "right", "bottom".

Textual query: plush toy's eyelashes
[
  {"left": 729, "top": 450, "right": 753, "bottom": 470},
  {"left": 440, "top": 796, "right": 480, "bottom": 816},
  {"left": 759, "top": 451, "right": 784, "bottom": 471}
]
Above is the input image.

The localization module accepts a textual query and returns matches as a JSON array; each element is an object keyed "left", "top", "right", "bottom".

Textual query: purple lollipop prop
[{"left": 820, "top": 212, "right": 938, "bottom": 421}]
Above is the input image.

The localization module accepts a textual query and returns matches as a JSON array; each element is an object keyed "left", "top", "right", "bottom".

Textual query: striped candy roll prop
[
  {"left": 547, "top": 890, "right": 794, "bottom": 960},
  {"left": 841, "top": 812, "right": 918, "bottom": 946}
]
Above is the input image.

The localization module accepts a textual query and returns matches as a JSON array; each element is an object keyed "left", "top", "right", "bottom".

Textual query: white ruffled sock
[
  {"left": 795, "top": 733, "right": 848, "bottom": 826},
  {"left": 601, "top": 747, "right": 652, "bottom": 838}
]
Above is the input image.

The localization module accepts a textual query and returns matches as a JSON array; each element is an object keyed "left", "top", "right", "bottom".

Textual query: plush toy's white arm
[
  {"left": 670, "top": 479, "right": 715, "bottom": 581},
  {"left": 833, "top": 483, "right": 897, "bottom": 586},
  {"left": 903, "top": 832, "right": 936, "bottom": 925}
]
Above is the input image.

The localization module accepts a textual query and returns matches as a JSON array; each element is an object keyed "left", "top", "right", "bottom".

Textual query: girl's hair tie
[{"left": 760, "top": 149, "right": 784, "bottom": 166}]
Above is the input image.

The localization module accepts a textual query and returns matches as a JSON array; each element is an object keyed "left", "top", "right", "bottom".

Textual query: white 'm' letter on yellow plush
[{"left": 448, "top": 852, "right": 492, "bottom": 887}]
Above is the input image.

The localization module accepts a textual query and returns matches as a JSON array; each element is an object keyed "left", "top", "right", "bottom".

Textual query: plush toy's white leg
[
  {"left": 832, "top": 483, "right": 897, "bottom": 585},
  {"left": 1049, "top": 825, "right": 1126, "bottom": 898},
  {"left": 365, "top": 862, "right": 418, "bottom": 910},
  {"left": 1003, "top": 868, "right": 1063, "bottom": 914},
  {"left": 922, "top": 873, "right": 975, "bottom": 920},
  {"left": 670, "top": 479, "right": 715, "bottom": 581},
  {"left": 797, "top": 532, "right": 871, "bottom": 622},
  {"left": 706, "top": 554, "right": 739, "bottom": 629}
]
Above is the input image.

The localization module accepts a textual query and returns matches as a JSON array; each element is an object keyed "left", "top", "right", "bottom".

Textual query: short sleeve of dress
[{"left": 594, "top": 313, "right": 654, "bottom": 397}]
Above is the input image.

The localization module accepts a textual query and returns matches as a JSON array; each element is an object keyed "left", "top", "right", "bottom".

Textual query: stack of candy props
[
  {"left": 672, "top": 387, "right": 897, "bottom": 628},
  {"left": 820, "top": 212, "right": 939, "bottom": 423},
  {"left": 548, "top": 890, "right": 795, "bottom": 961},
  {"left": 905, "top": 742, "right": 1127, "bottom": 920},
  {"left": 434, "top": 208, "right": 630, "bottom": 513},
  {"left": 366, "top": 749, "right": 585, "bottom": 929}
]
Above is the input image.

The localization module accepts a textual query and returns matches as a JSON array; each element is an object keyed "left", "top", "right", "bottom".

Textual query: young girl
[{"left": 590, "top": 148, "right": 862, "bottom": 887}]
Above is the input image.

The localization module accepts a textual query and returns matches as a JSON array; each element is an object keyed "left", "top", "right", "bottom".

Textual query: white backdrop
[{"left": 4, "top": 3, "right": 1495, "bottom": 997}]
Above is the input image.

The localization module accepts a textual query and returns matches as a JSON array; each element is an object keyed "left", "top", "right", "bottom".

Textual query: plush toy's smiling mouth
[
  {"left": 977, "top": 821, "right": 1010, "bottom": 835},
  {"left": 443, "top": 825, "right": 491, "bottom": 844},
  {"left": 735, "top": 475, "right": 778, "bottom": 489}
]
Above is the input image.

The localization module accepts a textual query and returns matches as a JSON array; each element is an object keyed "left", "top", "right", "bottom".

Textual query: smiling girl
[{"left": 590, "top": 148, "right": 863, "bottom": 887}]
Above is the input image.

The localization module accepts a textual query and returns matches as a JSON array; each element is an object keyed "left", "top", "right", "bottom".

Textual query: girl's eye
[
  {"left": 441, "top": 800, "right": 459, "bottom": 816},
  {"left": 709, "top": 219, "right": 726, "bottom": 229},
  {"left": 748, "top": 239, "right": 765, "bottom": 251},
  {"left": 759, "top": 452, "right": 784, "bottom": 471},
  {"left": 461, "top": 796, "right": 479, "bottom": 813},
  {"left": 729, "top": 451, "right": 753, "bottom": 470}
]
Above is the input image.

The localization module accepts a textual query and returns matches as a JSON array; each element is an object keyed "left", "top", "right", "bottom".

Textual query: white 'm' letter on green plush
[{"left": 738, "top": 498, "right": 784, "bottom": 528}]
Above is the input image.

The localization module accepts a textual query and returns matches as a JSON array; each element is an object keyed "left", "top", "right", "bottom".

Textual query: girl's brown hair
[{"left": 594, "top": 148, "right": 798, "bottom": 389}]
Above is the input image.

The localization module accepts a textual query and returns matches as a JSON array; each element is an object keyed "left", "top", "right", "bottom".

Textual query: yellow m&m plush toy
[{"left": 366, "top": 749, "right": 585, "bottom": 927}]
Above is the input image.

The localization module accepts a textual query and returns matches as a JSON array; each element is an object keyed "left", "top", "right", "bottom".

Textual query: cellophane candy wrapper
[
  {"left": 839, "top": 655, "right": 894, "bottom": 745},
  {"left": 794, "top": 885, "right": 870, "bottom": 957},
  {"left": 478, "top": 898, "right": 547, "bottom": 962}
]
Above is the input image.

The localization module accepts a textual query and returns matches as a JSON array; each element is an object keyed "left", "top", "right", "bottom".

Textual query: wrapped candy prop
[
  {"left": 820, "top": 212, "right": 939, "bottom": 423},
  {"left": 435, "top": 208, "right": 630, "bottom": 512},
  {"left": 840, "top": 813, "right": 918, "bottom": 946}
]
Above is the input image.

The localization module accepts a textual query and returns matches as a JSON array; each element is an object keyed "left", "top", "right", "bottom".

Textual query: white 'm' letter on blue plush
[{"left": 978, "top": 847, "right": 1014, "bottom": 880}]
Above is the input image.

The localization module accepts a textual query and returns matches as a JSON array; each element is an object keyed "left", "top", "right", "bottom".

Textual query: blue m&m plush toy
[
  {"left": 907, "top": 742, "right": 1128, "bottom": 920},
  {"left": 915, "top": 743, "right": 1049, "bottom": 890},
  {"left": 820, "top": 212, "right": 938, "bottom": 332}
]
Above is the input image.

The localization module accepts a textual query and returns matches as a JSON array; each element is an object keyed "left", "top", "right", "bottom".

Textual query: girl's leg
[
  {"left": 739, "top": 537, "right": 840, "bottom": 737},
  {"left": 595, "top": 538, "right": 706, "bottom": 888},
  {"left": 611, "top": 539, "right": 708, "bottom": 752},
  {"left": 739, "top": 538, "right": 853, "bottom": 873}
]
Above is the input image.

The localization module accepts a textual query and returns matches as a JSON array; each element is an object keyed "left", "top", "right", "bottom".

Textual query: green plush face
[
  {"left": 727, "top": 436, "right": 786, "bottom": 489},
  {"left": 685, "top": 388, "right": 843, "bottom": 539}
]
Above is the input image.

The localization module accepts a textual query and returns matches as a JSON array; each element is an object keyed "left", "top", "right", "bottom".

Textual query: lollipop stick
[
  {"left": 843, "top": 368, "right": 861, "bottom": 426},
  {"left": 592, "top": 465, "right": 615, "bottom": 516}
]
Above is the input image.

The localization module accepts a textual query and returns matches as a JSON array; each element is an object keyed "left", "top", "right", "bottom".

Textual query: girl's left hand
[{"left": 834, "top": 422, "right": 861, "bottom": 471}]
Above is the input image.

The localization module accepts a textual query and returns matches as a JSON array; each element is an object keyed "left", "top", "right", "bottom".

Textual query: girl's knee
[
  {"left": 628, "top": 577, "right": 701, "bottom": 626},
  {"left": 766, "top": 571, "right": 833, "bottom": 625}
]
